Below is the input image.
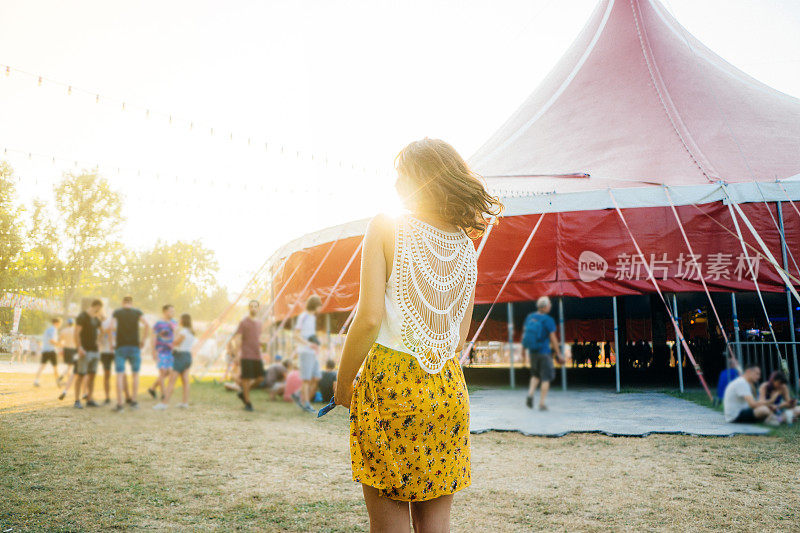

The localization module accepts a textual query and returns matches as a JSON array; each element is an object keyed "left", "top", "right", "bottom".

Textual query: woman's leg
[
  {"left": 410, "top": 494, "right": 453, "bottom": 533},
  {"left": 163, "top": 371, "right": 179, "bottom": 404},
  {"left": 181, "top": 370, "right": 190, "bottom": 404},
  {"left": 362, "top": 484, "right": 410, "bottom": 533}
]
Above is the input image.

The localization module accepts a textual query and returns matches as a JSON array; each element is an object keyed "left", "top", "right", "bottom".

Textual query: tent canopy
[{"left": 268, "top": 0, "right": 800, "bottom": 318}]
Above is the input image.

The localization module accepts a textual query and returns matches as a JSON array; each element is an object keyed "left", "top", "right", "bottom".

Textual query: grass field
[{"left": 2, "top": 372, "right": 799, "bottom": 532}]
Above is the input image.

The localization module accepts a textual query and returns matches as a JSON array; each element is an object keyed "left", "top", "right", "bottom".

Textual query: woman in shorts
[{"left": 155, "top": 313, "right": 195, "bottom": 409}]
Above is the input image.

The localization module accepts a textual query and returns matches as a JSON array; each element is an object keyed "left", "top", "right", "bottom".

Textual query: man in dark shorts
[
  {"left": 230, "top": 300, "right": 264, "bottom": 411},
  {"left": 34, "top": 317, "right": 62, "bottom": 387},
  {"left": 521, "top": 296, "right": 564, "bottom": 411},
  {"left": 112, "top": 296, "right": 150, "bottom": 412},
  {"left": 74, "top": 300, "right": 103, "bottom": 408},
  {"left": 723, "top": 365, "right": 778, "bottom": 425}
]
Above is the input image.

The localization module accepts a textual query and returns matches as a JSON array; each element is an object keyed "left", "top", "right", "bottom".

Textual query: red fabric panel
[{"left": 271, "top": 201, "right": 798, "bottom": 320}]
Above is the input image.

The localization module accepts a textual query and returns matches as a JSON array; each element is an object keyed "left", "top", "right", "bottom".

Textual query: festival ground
[{"left": 1, "top": 368, "right": 799, "bottom": 532}]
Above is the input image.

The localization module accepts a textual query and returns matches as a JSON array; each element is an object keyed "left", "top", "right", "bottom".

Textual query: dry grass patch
[{"left": 1, "top": 372, "right": 798, "bottom": 531}]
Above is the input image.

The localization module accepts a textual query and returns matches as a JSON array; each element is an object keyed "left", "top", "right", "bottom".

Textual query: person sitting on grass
[
  {"left": 318, "top": 359, "right": 337, "bottom": 402},
  {"left": 724, "top": 366, "right": 779, "bottom": 425},
  {"left": 282, "top": 362, "right": 302, "bottom": 403},
  {"left": 262, "top": 359, "right": 292, "bottom": 401},
  {"left": 758, "top": 371, "right": 800, "bottom": 425}
]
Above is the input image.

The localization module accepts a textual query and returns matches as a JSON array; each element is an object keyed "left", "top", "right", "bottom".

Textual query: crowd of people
[
  {"left": 29, "top": 295, "right": 195, "bottom": 411},
  {"left": 221, "top": 296, "right": 338, "bottom": 412}
]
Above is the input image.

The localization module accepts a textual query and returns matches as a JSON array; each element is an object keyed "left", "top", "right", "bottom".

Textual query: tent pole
[
  {"left": 613, "top": 296, "right": 620, "bottom": 393},
  {"left": 731, "top": 293, "right": 742, "bottom": 369},
  {"left": 778, "top": 201, "right": 800, "bottom": 393},
  {"left": 507, "top": 301, "right": 515, "bottom": 389},
  {"left": 559, "top": 297, "right": 566, "bottom": 391},
  {"left": 672, "top": 294, "right": 684, "bottom": 393}
]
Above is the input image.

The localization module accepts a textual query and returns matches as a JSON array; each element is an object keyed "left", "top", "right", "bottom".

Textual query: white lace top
[{"left": 375, "top": 216, "right": 477, "bottom": 373}]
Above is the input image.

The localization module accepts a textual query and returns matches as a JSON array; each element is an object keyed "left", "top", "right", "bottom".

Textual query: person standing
[
  {"left": 293, "top": 295, "right": 323, "bottom": 413},
  {"left": 34, "top": 317, "right": 62, "bottom": 387},
  {"left": 98, "top": 312, "right": 117, "bottom": 405},
  {"left": 230, "top": 300, "right": 264, "bottom": 411},
  {"left": 112, "top": 296, "right": 150, "bottom": 412},
  {"left": 73, "top": 300, "right": 103, "bottom": 408},
  {"left": 148, "top": 304, "right": 176, "bottom": 400},
  {"left": 57, "top": 319, "right": 78, "bottom": 401},
  {"left": 521, "top": 296, "right": 564, "bottom": 411},
  {"left": 335, "top": 139, "right": 501, "bottom": 531},
  {"left": 155, "top": 313, "right": 195, "bottom": 409}
]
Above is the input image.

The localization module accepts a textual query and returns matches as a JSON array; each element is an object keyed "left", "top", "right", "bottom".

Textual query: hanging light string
[
  {"left": 0, "top": 258, "right": 196, "bottom": 272},
  {"left": 4, "top": 268, "right": 193, "bottom": 294},
  {"left": 0, "top": 63, "right": 387, "bottom": 178},
  {"left": 0, "top": 146, "right": 343, "bottom": 199}
]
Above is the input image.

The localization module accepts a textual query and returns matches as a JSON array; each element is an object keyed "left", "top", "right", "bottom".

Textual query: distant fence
[{"left": 728, "top": 341, "right": 800, "bottom": 392}]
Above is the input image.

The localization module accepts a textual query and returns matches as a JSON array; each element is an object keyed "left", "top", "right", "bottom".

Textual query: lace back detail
[{"left": 393, "top": 217, "right": 477, "bottom": 373}]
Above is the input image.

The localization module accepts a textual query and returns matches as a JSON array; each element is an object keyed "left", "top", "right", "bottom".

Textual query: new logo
[{"left": 578, "top": 251, "right": 607, "bottom": 282}]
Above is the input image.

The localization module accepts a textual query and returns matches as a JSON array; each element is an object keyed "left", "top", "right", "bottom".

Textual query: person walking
[
  {"left": 73, "top": 300, "right": 103, "bottom": 408},
  {"left": 293, "top": 295, "right": 323, "bottom": 413},
  {"left": 155, "top": 313, "right": 195, "bottom": 409},
  {"left": 148, "top": 304, "right": 176, "bottom": 400},
  {"left": 335, "top": 139, "right": 501, "bottom": 531},
  {"left": 522, "top": 296, "right": 564, "bottom": 411},
  {"left": 111, "top": 296, "right": 150, "bottom": 412},
  {"left": 98, "top": 312, "right": 117, "bottom": 405},
  {"left": 34, "top": 318, "right": 62, "bottom": 387},
  {"left": 230, "top": 300, "right": 264, "bottom": 411}
]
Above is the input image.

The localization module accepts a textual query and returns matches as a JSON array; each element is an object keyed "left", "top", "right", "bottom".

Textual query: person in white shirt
[
  {"left": 723, "top": 366, "right": 778, "bottom": 425},
  {"left": 34, "top": 318, "right": 62, "bottom": 386},
  {"left": 155, "top": 313, "right": 195, "bottom": 409},
  {"left": 292, "top": 295, "right": 323, "bottom": 413}
]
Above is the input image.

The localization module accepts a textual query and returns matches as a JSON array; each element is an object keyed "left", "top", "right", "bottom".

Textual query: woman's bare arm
[{"left": 334, "top": 215, "right": 391, "bottom": 408}]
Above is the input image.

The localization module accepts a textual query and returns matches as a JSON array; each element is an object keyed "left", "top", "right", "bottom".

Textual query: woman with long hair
[
  {"left": 335, "top": 138, "right": 502, "bottom": 531},
  {"left": 155, "top": 313, "right": 195, "bottom": 409}
]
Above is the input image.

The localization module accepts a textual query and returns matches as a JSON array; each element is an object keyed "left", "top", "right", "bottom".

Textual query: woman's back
[{"left": 375, "top": 215, "right": 477, "bottom": 373}]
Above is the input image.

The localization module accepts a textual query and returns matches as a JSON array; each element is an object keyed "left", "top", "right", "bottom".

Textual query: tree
[
  {"left": 0, "top": 161, "right": 23, "bottom": 287},
  {"left": 49, "top": 171, "right": 125, "bottom": 313}
]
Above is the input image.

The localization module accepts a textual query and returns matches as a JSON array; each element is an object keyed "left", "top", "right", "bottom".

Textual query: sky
[{"left": 1, "top": 0, "right": 798, "bottom": 292}]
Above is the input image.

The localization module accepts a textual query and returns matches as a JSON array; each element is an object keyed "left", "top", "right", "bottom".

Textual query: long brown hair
[{"left": 395, "top": 138, "right": 503, "bottom": 237}]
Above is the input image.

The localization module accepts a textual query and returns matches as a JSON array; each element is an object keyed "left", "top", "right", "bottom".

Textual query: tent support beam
[
  {"left": 731, "top": 293, "right": 742, "bottom": 368},
  {"left": 507, "top": 301, "right": 515, "bottom": 389},
  {"left": 672, "top": 294, "right": 684, "bottom": 393},
  {"left": 559, "top": 297, "right": 566, "bottom": 391},
  {"left": 613, "top": 296, "right": 620, "bottom": 393},
  {"left": 778, "top": 202, "right": 800, "bottom": 393}
]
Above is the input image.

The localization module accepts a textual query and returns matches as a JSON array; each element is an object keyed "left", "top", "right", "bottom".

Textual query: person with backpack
[{"left": 521, "top": 296, "right": 564, "bottom": 411}]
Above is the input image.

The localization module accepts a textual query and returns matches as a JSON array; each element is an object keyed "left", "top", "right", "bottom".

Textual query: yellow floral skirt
[{"left": 349, "top": 343, "right": 471, "bottom": 502}]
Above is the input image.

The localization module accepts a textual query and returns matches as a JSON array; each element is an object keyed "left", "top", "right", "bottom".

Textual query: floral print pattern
[{"left": 350, "top": 343, "right": 471, "bottom": 502}]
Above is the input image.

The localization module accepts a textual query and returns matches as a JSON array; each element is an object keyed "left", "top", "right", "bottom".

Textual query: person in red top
[{"left": 230, "top": 300, "right": 264, "bottom": 411}]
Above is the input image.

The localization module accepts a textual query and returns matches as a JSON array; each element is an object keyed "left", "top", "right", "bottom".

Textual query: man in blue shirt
[
  {"left": 521, "top": 296, "right": 564, "bottom": 411},
  {"left": 34, "top": 317, "right": 62, "bottom": 387}
]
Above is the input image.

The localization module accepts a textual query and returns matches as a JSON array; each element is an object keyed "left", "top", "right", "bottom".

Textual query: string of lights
[
  {"left": 0, "top": 258, "right": 197, "bottom": 272},
  {"left": 1, "top": 63, "right": 387, "bottom": 177},
  {"left": 3, "top": 269, "right": 192, "bottom": 294}
]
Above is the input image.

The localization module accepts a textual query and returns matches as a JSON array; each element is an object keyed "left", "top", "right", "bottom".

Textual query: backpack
[{"left": 522, "top": 313, "right": 546, "bottom": 352}]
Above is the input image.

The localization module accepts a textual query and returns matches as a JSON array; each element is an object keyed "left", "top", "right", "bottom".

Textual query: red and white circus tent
[{"left": 268, "top": 0, "right": 800, "bottom": 322}]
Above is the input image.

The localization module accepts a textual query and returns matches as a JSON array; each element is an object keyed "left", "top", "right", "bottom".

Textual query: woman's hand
[{"left": 335, "top": 383, "right": 353, "bottom": 409}]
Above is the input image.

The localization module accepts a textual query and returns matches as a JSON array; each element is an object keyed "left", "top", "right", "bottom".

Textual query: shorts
[
  {"left": 241, "top": 358, "right": 265, "bottom": 380},
  {"left": 732, "top": 408, "right": 758, "bottom": 423},
  {"left": 530, "top": 351, "right": 555, "bottom": 382},
  {"left": 115, "top": 346, "right": 142, "bottom": 373},
  {"left": 299, "top": 348, "right": 322, "bottom": 381},
  {"left": 157, "top": 350, "right": 174, "bottom": 370},
  {"left": 101, "top": 352, "right": 115, "bottom": 372},
  {"left": 63, "top": 348, "right": 77, "bottom": 365},
  {"left": 41, "top": 351, "right": 57, "bottom": 366},
  {"left": 75, "top": 351, "right": 100, "bottom": 375},
  {"left": 173, "top": 351, "right": 192, "bottom": 373}
]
